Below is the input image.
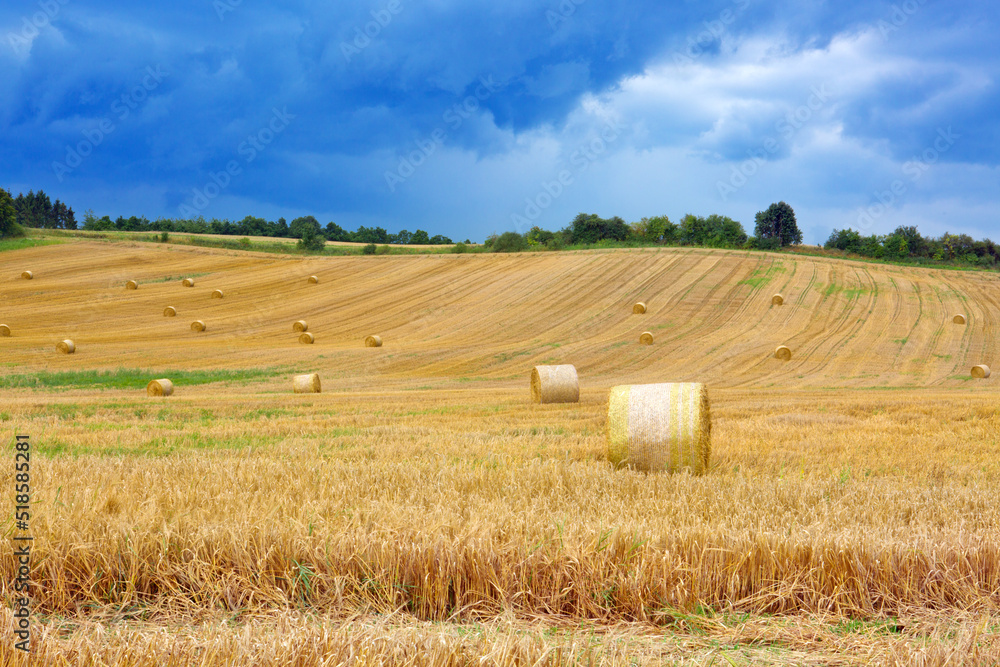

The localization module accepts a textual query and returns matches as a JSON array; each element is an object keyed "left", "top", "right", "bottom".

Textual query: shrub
[
  {"left": 490, "top": 231, "right": 529, "bottom": 253},
  {"left": 362, "top": 243, "right": 377, "bottom": 255}
]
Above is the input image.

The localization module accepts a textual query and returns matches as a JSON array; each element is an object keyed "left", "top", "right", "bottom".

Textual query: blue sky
[{"left": 2, "top": 0, "right": 997, "bottom": 243}]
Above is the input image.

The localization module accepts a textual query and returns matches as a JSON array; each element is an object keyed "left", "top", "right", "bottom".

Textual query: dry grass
[{"left": 1, "top": 241, "right": 999, "bottom": 664}]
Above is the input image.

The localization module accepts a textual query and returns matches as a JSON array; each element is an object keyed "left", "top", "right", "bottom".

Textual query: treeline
[
  {"left": 0, "top": 188, "right": 76, "bottom": 235},
  {"left": 79, "top": 213, "right": 457, "bottom": 246},
  {"left": 487, "top": 203, "right": 801, "bottom": 252},
  {"left": 0, "top": 187, "right": 459, "bottom": 246},
  {"left": 825, "top": 227, "right": 999, "bottom": 267}
]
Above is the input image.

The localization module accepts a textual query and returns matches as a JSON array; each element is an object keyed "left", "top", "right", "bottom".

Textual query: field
[{"left": 1, "top": 238, "right": 999, "bottom": 665}]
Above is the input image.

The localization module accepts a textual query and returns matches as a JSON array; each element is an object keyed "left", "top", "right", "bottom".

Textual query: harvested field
[{"left": 1, "top": 240, "right": 998, "bottom": 665}]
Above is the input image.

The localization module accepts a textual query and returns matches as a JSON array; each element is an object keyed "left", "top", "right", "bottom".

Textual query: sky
[{"left": 1, "top": 0, "right": 998, "bottom": 244}]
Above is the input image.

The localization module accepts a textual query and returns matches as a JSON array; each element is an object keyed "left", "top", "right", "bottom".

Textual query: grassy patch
[
  {"left": 0, "top": 237, "right": 62, "bottom": 252},
  {"left": 0, "top": 367, "right": 279, "bottom": 390}
]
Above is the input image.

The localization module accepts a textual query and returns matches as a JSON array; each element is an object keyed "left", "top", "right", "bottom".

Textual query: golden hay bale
[
  {"left": 293, "top": 320, "right": 309, "bottom": 332},
  {"left": 607, "top": 382, "right": 710, "bottom": 474},
  {"left": 953, "top": 314, "right": 966, "bottom": 325},
  {"left": 163, "top": 306, "right": 177, "bottom": 317},
  {"left": 365, "top": 335, "right": 383, "bottom": 347},
  {"left": 0, "top": 324, "right": 10, "bottom": 337},
  {"left": 530, "top": 365, "right": 580, "bottom": 404},
  {"left": 182, "top": 278, "right": 195, "bottom": 287},
  {"left": 146, "top": 379, "right": 174, "bottom": 397},
  {"left": 308, "top": 275, "right": 319, "bottom": 284},
  {"left": 57, "top": 340, "right": 75, "bottom": 354},
  {"left": 772, "top": 294, "right": 784, "bottom": 306},
  {"left": 21, "top": 271, "right": 33, "bottom": 280},
  {"left": 971, "top": 364, "right": 991, "bottom": 379},
  {"left": 293, "top": 373, "right": 321, "bottom": 393},
  {"left": 639, "top": 332, "right": 654, "bottom": 345},
  {"left": 191, "top": 320, "right": 206, "bottom": 332},
  {"left": 126, "top": 280, "right": 138, "bottom": 290},
  {"left": 633, "top": 302, "right": 647, "bottom": 314},
  {"left": 774, "top": 345, "right": 792, "bottom": 361},
  {"left": 211, "top": 289, "right": 224, "bottom": 299},
  {"left": 299, "top": 332, "right": 315, "bottom": 344}
]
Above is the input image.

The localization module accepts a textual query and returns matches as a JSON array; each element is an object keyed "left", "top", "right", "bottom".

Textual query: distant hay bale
[
  {"left": 191, "top": 320, "right": 206, "bottom": 332},
  {"left": 633, "top": 302, "right": 647, "bottom": 314},
  {"left": 57, "top": 339, "right": 75, "bottom": 354},
  {"left": 293, "top": 320, "right": 308, "bottom": 332},
  {"left": 772, "top": 294, "right": 784, "bottom": 306},
  {"left": 299, "top": 332, "right": 315, "bottom": 344},
  {"left": 146, "top": 379, "right": 174, "bottom": 397},
  {"left": 0, "top": 324, "right": 9, "bottom": 337},
  {"left": 639, "top": 332, "right": 654, "bottom": 345},
  {"left": 308, "top": 275, "right": 319, "bottom": 284},
  {"left": 293, "top": 373, "right": 321, "bottom": 393},
  {"left": 182, "top": 278, "right": 195, "bottom": 287},
  {"left": 971, "top": 364, "right": 991, "bottom": 379},
  {"left": 21, "top": 271, "right": 33, "bottom": 280},
  {"left": 530, "top": 365, "right": 580, "bottom": 404},
  {"left": 126, "top": 280, "right": 138, "bottom": 290},
  {"left": 953, "top": 314, "right": 966, "bottom": 325},
  {"left": 607, "top": 382, "right": 710, "bottom": 474},
  {"left": 365, "top": 335, "right": 383, "bottom": 348},
  {"left": 163, "top": 306, "right": 177, "bottom": 317},
  {"left": 211, "top": 289, "right": 224, "bottom": 299},
  {"left": 774, "top": 345, "right": 792, "bottom": 361}
]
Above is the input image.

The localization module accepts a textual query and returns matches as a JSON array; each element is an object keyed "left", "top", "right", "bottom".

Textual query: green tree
[
  {"left": 289, "top": 216, "right": 321, "bottom": 239},
  {"left": 0, "top": 187, "right": 19, "bottom": 238},
  {"left": 754, "top": 201, "right": 802, "bottom": 246},
  {"left": 569, "top": 213, "right": 631, "bottom": 244},
  {"left": 490, "top": 231, "right": 528, "bottom": 253},
  {"left": 409, "top": 229, "right": 430, "bottom": 244}
]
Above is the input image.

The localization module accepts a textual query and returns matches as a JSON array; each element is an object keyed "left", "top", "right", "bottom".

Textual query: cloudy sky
[{"left": 2, "top": 0, "right": 997, "bottom": 243}]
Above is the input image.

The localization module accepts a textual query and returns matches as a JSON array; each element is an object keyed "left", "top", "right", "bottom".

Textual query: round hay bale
[
  {"left": 191, "top": 320, "right": 206, "bottom": 332},
  {"left": 57, "top": 340, "right": 75, "bottom": 354},
  {"left": 293, "top": 320, "right": 308, "bottom": 332},
  {"left": 299, "top": 332, "right": 315, "bottom": 344},
  {"left": 182, "top": 278, "right": 195, "bottom": 287},
  {"left": 293, "top": 373, "right": 321, "bottom": 393},
  {"left": 772, "top": 294, "right": 784, "bottom": 306},
  {"left": 639, "top": 331, "right": 654, "bottom": 345},
  {"left": 21, "top": 271, "right": 33, "bottom": 280},
  {"left": 365, "top": 335, "right": 383, "bottom": 348},
  {"left": 211, "top": 289, "right": 224, "bottom": 299},
  {"left": 0, "top": 324, "right": 10, "bottom": 337},
  {"left": 530, "top": 365, "right": 580, "bottom": 404},
  {"left": 971, "top": 364, "right": 991, "bottom": 379},
  {"left": 774, "top": 345, "right": 792, "bottom": 361},
  {"left": 147, "top": 379, "right": 174, "bottom": 396},
  {"left": 126, "top": 280, "right": 138, "bottom": 290},
  {"left": 163, "top": 306, "right": 177, "bottom": 317},
  {"left": 953, "top": 314, "right": 966, "bottom": 325},
  {"left": 633, "top": 302, "right": 647, "bottom": 314},
  {"left": 308, "top": 275, "right": 319, "bottom": 284},
  {"left": 607, "top": 382, "right": 710, "bottom": 474}
]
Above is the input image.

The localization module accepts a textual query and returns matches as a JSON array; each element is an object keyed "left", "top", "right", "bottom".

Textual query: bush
[
  {"left": 490, "top": 231, "right": 529, "bottom": 253},
  {"left": 375, "top": 244, "right": 391, "bottom": 255},
  {"left": 451, "top": 242, "right": 468, "bottom": 254},
  {"left": 159, "top": 231, "right": 170, "bottom": 243},
  {"left": 362, "top": 243, "right": 377, "bottom": 255}
]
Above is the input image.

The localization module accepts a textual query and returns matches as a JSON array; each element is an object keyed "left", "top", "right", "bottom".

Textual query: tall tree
[
  {"left": 0, "top": 187, "right": 18, "bottom": 237},
  {"left": 754, "top": 201, "right": 802, "bottom": 246}
]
